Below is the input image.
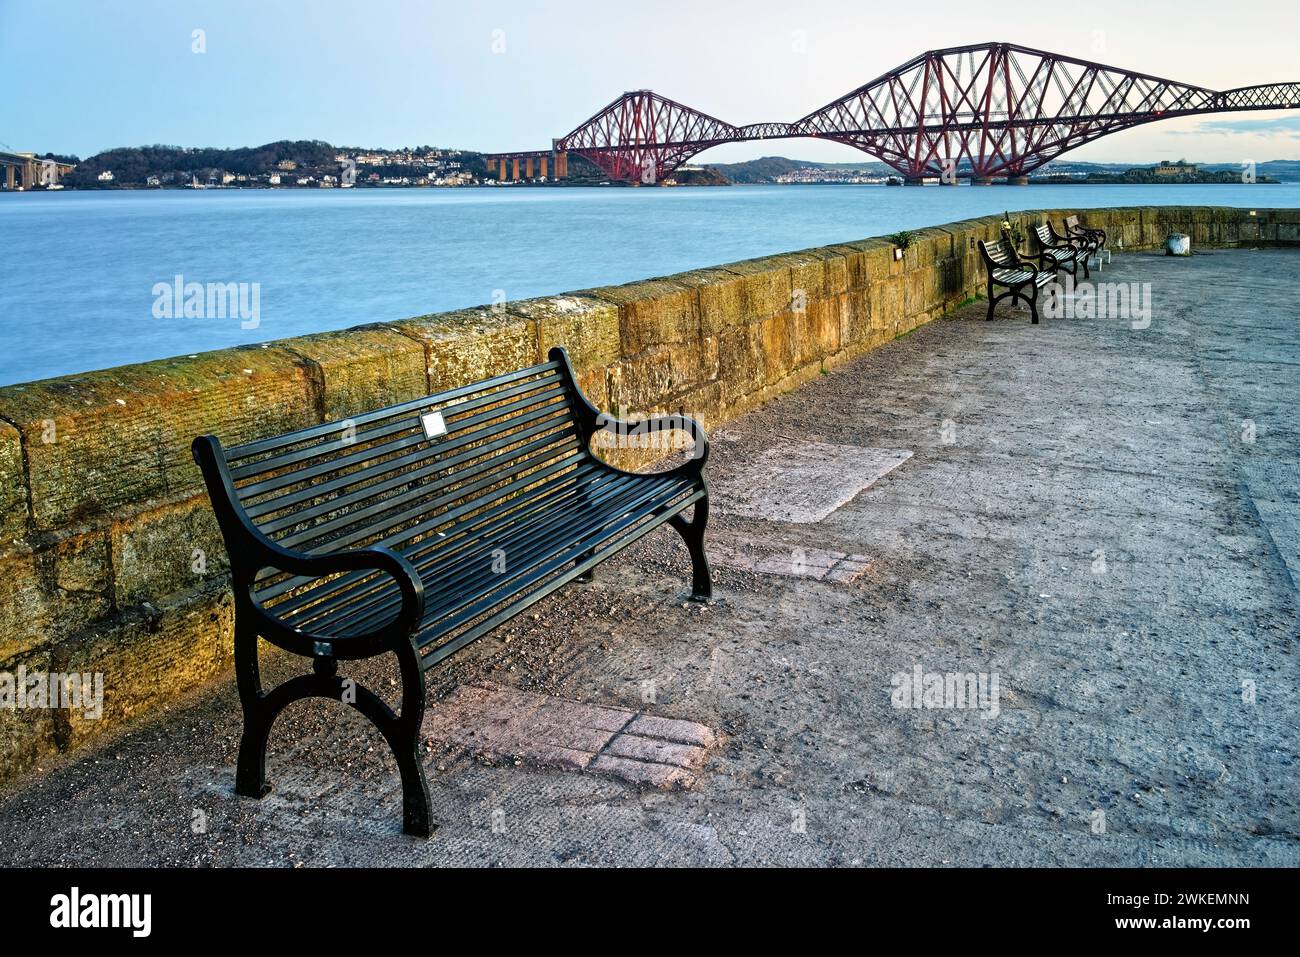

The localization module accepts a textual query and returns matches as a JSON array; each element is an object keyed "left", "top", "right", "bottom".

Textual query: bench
[
  {"left": 192, "top": 346, "right": 712, "bottom": 837},
  {"left": 1032, "top": 223, "right": 1088, "bottom": 280},
  {"left": 979, "top": 238, "right": 1055, "bottom": 324},
  {"left": 1063, "top": 214, "right": 1109, "bottom": 266}
]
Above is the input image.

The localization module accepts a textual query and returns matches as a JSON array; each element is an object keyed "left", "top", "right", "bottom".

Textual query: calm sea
[{"left": 2, "top": 182, "right": 1297, "bottom": 385}]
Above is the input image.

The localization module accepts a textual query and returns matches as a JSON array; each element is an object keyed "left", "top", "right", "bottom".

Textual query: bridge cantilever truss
[{"left": 485, "top": 41, "right": 1300, "bottom": 183}]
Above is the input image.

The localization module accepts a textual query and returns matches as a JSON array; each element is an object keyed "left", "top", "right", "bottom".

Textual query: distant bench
[
  {"left": 981, "top": 216, "right": 1112, "bottom": 322},
  {"left": 1033, "top": 223, "right": 1088, "bottom": 279},
  {"left": 1064, "top": 214, "right": 1108, "bottom": 266},
  {"left": 192, "top": 346, "right": 712, "bottom": 837}
]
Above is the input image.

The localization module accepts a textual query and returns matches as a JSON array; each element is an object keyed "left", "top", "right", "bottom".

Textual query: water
[{"left": 2, "top": 182, "right": 1298, "bottom": 385}]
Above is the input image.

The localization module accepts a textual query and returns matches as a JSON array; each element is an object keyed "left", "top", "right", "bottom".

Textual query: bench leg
[
  {"left": 669, "top": 494, "right": 713, "bottom": 600},
  {"left": 233, "top": 614, "right": 272, "bottom": 799},
  {"left": 389, "top": 639, "right": 433, "bottom": 838},
  {"left": 574, "top": 548, "right": 596, "bottom": 583},
  {"left": 986, "top": 285, "right": 998, "bottom": 321},
  {"left": 230, "top": 612, "right": 434, "bottom": 838}
]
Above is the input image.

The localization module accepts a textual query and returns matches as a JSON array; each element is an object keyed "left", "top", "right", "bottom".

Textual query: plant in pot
[
  {"left": 1000, "top": 211, "right": 1024, "bottom": 250},
  {"left": 888, "top": 230, "right": 914, "bottom": 261}
]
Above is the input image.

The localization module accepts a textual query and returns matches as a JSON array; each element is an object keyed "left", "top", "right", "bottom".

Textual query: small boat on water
[{"left": 885, "top": 175, "right": 903, "bottom": 186}]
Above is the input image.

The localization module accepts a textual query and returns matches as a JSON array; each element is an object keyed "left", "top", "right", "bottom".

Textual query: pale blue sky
[{"left": 3, "top": 0, "right": 1299, "bottom": 164}]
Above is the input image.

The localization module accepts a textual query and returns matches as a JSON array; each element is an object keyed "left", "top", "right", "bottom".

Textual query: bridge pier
[
  {"left": 485, "top": 150, "right": 567, "bottom": 183},
  {"left": 1008, "top": 176, "right": 1030, "bottom": 186},
  {"left": 4, "top": 166, "right": 13, "bottom": 190},
  {"left": 971, "top": 176, "right": 994, "bottom": 186},
  {"left": 903, "top": 177, "right": 926, "bottom": 186}
]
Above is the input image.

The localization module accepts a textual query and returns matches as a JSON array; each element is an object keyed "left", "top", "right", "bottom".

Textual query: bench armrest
[
  {"left": 191, "top": 434, "right": 425, "bottom": 656},
  {"left": 548, "top": 346, "right": 709, "bottom": 478},
  {"left": 1031, "top": 247, "right": 1072, "bottom": 267},
  {"left": 592, "top": 412, "right": 710, "bottom": 475},
  {"left": 248, "top": 543, "right": 426, "bottom": 656}
]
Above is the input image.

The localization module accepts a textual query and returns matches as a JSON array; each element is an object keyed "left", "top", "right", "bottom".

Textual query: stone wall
[{"left": 2, "top": 204, "right": 1297, "bottom": 784}]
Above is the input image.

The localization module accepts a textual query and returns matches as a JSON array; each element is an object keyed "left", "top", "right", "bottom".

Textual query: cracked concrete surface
[{"left": 0, "top": 248, "right": 1296, "bottom": 867}]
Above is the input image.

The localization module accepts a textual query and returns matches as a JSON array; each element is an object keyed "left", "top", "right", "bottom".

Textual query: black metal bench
[
  {"left": 1066, "top": 214, "right": 1107, "bottom": 256},
  {"left": 192, "top": 346, "right": 712, "bottom": 837},
  {"left": 979, "top": 238, "right": 1054, "bottom": 324},
  {"left": 1032, "top": 222, "right": 1088, "bottom": 279},
  {"left": 1063, "top": 214, "right": 1107, "bottom": 266}
]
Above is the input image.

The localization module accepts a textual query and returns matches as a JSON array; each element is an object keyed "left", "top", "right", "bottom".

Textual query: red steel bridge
[{"left": 485, "top": 41, "right": 1300, "bottom": 185}]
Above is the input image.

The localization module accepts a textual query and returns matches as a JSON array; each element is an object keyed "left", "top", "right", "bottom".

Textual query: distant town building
[
  {"left": 1153, "top": 160, "right": 1198, "bottom": 177},
  {"left": 278, "top": 160, "right": 298, "bottom": 171},
  {"left": 97, "top": 170, "right": 114, "bottom": 182}
]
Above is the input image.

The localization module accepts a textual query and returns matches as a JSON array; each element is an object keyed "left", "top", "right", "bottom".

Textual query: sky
[{"left": 3, "top": 0, "right": 1299, "bottom": 165}]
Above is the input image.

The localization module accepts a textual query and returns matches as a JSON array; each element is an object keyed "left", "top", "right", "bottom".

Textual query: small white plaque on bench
[{"left": 421, "top": 411, "right": 447, "bottom": 439}]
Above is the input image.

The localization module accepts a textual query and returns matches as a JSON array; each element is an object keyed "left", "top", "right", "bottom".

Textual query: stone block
[
  {"left": 0, "top": 648, "right": 61, "bottom": 784},
  {"left": 0, "top": 531, "right": 111, "bottom": 661},
  {"left": 795, "top": 297, "right": 843, "bottom": 367},
  {"left": 607, "top": 337, "right": 718, "bottom": 413},
  {"left": 0, "top": 347, "right": 317, "bottom": 532},
  {"left": 390, "top": 306, "right": 539, "bottom": 393},
  {"left": 110, "top": 493, "right": 227, "bottom": 609},
  {"left": 715, "top": 324, "right": 766, "bottom": 406},
  {"left": 583, "top": 279, "right": 700, "bottom": 355},
  {"left": 519, "top": 294, "right": 621, "bottom": 373},
  {"left": 725, "top": 256, "right": 797, "bottom": 320},
  {"left": 0, "top": 421, "right": 26, "bottom": 548},
  {"left": 60, "top": 590, "right": 234, "bottom": 750},
  {"left": 279, "top": 325, "right": 428, "bottom": 420},
  {"left": 758, "top": 311, "right": 800, "bottom": 385}
]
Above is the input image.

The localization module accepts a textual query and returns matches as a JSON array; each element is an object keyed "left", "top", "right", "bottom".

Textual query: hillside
[
  {"left": 705, "top": 155, "right": 894, "bottom": 183},
  {"left": 59, "top": 140, "right": 487, "bottom": 188}
]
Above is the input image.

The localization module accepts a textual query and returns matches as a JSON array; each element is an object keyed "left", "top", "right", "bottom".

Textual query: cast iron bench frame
[
  {"left": 1064, "top": 214, "right": 1107, "bottom": 253},
  {"left": 1063, "top": 215, "right": 1108, "bottom": 267},
  {"left": 979, "top": 237, "right": 1054, "bottom": 324},
  {"left": 1032, "top": 222, "right": 1089, "bottom": 279},
  {"left": 192, "top": 346, "right": 712, "bottom": 837}
]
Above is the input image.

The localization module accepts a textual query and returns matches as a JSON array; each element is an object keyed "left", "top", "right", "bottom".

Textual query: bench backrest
[
  {"left": 202, "top": 348, "right": 596, "bottom": 572},
  {"left": 1033, "top": 223, "right": 1055, "bottom": 245},
  {"left": 979, "top": 238, "right": 1020, "bottom": 269}
]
